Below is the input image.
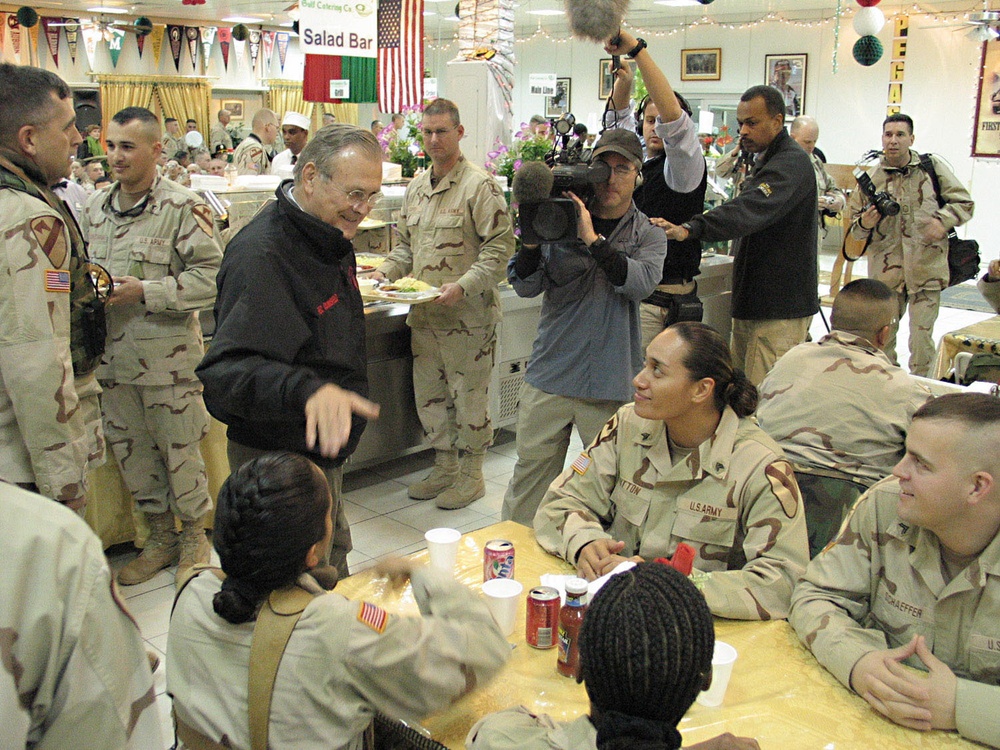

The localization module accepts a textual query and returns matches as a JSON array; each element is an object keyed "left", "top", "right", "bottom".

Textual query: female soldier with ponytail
[
  {"left": 534, "top": 322, "right": 809, "bottom": 620},
  {"left": 167, "top": 451, "right": 509, "bottom": 749},
  {"left": 467, "top": 563, "right": 759, "bottom": 750}
]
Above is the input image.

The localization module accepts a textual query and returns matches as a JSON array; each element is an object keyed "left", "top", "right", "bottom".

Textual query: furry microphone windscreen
[
  {"left": 512, "top": 160, "right": 555, "bottom": 205},
  {"left": 564, "top": 0, "right": 630, "bottom": 43}
]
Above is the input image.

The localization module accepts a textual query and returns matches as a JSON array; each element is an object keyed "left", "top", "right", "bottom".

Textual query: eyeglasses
[
  {"left": 322, "top": 176, "right": 383, "bottom": 209},
  {"left": 609, "top": 164, "right": 638, "bottom": 177},
  {"left": 420, "top": 127, "right": 457, "bottom": 139}
]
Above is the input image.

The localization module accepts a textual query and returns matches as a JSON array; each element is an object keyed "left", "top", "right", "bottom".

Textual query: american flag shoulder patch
[
  {"left": 571, "top": 452, "right": 591, "bottom": 475},
  {"left": 358, "top": 601, "right": 388, "bottom": 633},
  {"left": 44, "top": 269, "right": 71, "bottom": 293}
]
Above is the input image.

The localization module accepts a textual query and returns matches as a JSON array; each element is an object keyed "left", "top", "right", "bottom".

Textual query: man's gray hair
[{"left": 293, "top": 124, "right": 382, "bottom": 183}]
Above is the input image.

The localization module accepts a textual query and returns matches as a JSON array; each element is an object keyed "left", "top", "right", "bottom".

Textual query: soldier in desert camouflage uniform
[
  {"left": 232, "top": 108, "right": 278, "bottom": 176},
  {"left": 848, "top": 114, "right": 974, "bottom": 376},
  {"left": 757, "top": 279, "right": 932, "bottom": 555},
  {"left": 978, "top": 259, "right": 1000, "bottom": 313},
  {"left": 535, "top": 323, "right": 809, "bottom": 621},
  {"left": 82, "top": 107, "right": 223, "bottom": 586},
  {"left": 790, "top": 393, "right": 1000, "bottom": 747},
  {"left": 377, "top": 99, "right": 515, "bottom": 510},
  {"left": 0, "top": 482, "right": 162, "bottom": 749},
  {"left": 0, "top": 63, "right": 105, "bottom": 511}
]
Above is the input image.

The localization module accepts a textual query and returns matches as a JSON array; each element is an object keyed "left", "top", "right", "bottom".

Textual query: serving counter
[{"left": 337, "top": 521, "right": 980, "bottom": 750}]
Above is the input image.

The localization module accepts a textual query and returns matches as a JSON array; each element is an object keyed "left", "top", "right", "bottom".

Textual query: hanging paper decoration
[
  {"left": 64, "top": 18, "right": 80, "bottom": 64},
  {"left": 167, "top": 24, "right": 183, "bottom": 70},
  {"left": 201, "top": 26, "right": 216, "bottom": 71},
  {"left": 81, "top": 22, "right": 100, "bottom": 69},
  {"left": 856, "top": 0, "right": 881, "bottom": 5},
  {"left": 218, "top": 26, "right": 232, "bottom": 70},
  {"left": 261, "top": 30, "right": 275, "bottom": 72},
  {"left": 853, "top": 35, "right": 884, "bottom": 66},
  {"left": 16, "top": 6, "right": 38, "bottom": 27},
  {"left": 853, "top": 6, "right": 885, "bottom": 37},
  {"left": 231, "top": 23, "right": 248, "bottom": 41},
  {"left": 8, "top": 15, "right": 22, "bottom": 61},
  {"left": 151, "top": 24, "right": 164, "bottom": 66},
  {"left": 108, "top": 27, "right": 125, "bottom": 67},
  {"left": 41, "top": 17, "right": 60, "bottom": 67},
  {"left": 276, "top": 31, "right": 290, "bottom": 72},
  {"left": 248, "top": 29, "right": 261, "bottom": 72},
  {"left": 185, "top": 26, "right": 199, "bottom": 71},
  {"left": 134, "top": 16, "right": 153, "bottom": 35}
]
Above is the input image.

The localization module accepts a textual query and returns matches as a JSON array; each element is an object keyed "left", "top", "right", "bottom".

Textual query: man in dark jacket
[
  {"left": 658, "top": 85, "right": 818, "bottom": 385},
  {"left": 196, "top": 124, "right": 382, "bottom": 577}
]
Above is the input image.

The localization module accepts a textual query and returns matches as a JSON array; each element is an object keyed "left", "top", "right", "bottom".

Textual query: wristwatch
[
  {"left": 589, "top": 234, "right": 608, "bottom": 248},
  {"left": 680, "top": 222, "right": 693, "bottom": 236},
  {"left": 627, "top": 38, "right": 647, "bottom": 59}
]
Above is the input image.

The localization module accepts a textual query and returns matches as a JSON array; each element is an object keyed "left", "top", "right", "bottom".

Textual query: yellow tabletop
[{"left": 335, "top": 520, "right": 978, "bottom": 750}]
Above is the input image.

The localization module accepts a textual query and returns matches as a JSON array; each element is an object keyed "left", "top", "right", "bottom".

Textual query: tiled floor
[{"left": 112, "top": 248, "right": 995, "bottom": 746}]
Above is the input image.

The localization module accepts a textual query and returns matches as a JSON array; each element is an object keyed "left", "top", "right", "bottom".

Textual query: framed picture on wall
[
  {"left": 221, "top": 99, "right": 244, "bottom": 120},
  {"left": 598, "top": 58, "right": 638, "bottom": 100},
  {"left": 764, "top": 54, "right": 807, "bottom": 118},
  {"left": 972, "top": 40, "right": 1000, "bottom": 158},
  {"left": 681, "top": 49, "right": 721, "bottom": 81},
  {"left": 546, "top": 78, "right": 571, "bottom": 118}
]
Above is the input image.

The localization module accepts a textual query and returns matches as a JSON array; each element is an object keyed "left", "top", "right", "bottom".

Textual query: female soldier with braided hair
[
  {"left": 535, "top": 322, "right": 809, "bottom": 620},
  {"left": 167, "top": 451, "right": 509, "bottom": 749},
  {"left": 467, "top": 562, "right": 759, "bottom": 750}
]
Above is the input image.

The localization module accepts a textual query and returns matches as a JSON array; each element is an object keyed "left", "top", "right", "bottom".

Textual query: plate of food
[
  {"left": 362, "top": 276, "right": 440, "bottom": 303},
  {"left": 356, "top": 254, "right": 387, "bottom": 275}
]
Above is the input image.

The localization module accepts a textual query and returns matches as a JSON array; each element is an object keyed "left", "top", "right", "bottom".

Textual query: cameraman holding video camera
[
  {"left": 502, "top": 129, "right": 666, "bottom": 526},
  {"left": 847, "top": 114, "right": 974, "bottom": 377},
  {"left": 603, "top": 31, "right": 708, "bottom": 351}
]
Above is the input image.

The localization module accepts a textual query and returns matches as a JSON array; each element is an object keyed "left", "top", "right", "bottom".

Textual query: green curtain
[{"left": 343, "top": 57, "right": 377, "bottom": 103}]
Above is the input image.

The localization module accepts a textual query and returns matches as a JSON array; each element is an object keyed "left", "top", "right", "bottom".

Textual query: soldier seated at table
[
  {"left": 168, "top": 451, "right": 509, "bottom": 750},
  {"left": 534, "top": 322, "right": 809, "bottom": 621},
  {"left": 467, "top": 562, "right": 760, "bottom": 750},
  {"left": 790, "top": 393, "right": 1000, "bottom": 747},
  {"left": 979, "top": 259, "right": 1000, "bottom": 314}
]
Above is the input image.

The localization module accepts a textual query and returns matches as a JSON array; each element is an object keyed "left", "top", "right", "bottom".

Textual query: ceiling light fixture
[
  {"left": 653, "top": 0, "right": 702, "bottom": 6},
  {"left": 527, "top": 9, "right": 564, "bottom": 15},
  {"left": 222, "top": 16, "right": 264, "bottom": 23},
  {"left": 86, "top": 6, "right": 129, "bottom": 13},
  {"left": 967, "top": 24, "right": 999, "bottom": 41}
]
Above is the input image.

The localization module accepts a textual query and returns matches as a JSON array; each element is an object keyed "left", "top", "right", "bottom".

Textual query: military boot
[
  {"left": 408, "top": 449, "right": 459, "bottom": 500},
  {"left": 435, "top": 451, "right": 486, "bottom": 510},
  {"left": 117, "top": 511, "right": 179, "bottom": 586},
  {"left": 176, "top": 517, "right": 212, "bottom": 589}
]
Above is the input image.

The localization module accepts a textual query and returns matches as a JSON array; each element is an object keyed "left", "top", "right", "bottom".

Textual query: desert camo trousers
[
  {"left": 887, "top": 288, "right": 940, "bottom": 377},
  {"left": 411, "top": 324, "right": 496, "bottom": 455},
  {"left": 102, "top": 381, "right": 211, "bottom": 521}
]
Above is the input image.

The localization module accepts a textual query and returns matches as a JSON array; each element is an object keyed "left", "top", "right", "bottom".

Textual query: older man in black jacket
[
  {"left": 658, "top": 85, "right": 818, "bottom": 385},
  {"left": 197, "top": 124, "right": 382, "bottom": 577}
]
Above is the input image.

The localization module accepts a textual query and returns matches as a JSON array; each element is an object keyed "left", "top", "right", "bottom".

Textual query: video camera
[{"left": 854, "top": 150, "right": 900, "bottom": 217}]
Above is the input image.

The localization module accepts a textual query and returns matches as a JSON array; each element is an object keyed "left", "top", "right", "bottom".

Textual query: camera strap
[{"left": 841, "top": 220, "right": 876, "bottom": 263}]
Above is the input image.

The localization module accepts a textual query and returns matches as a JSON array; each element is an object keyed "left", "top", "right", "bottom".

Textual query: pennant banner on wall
[
  {"left": 41, "top": 17, "right": 60, "bottom": 67},
  {"left": 262, "top": 30, "right": 275, "bottom": 72},
  {"left": 64, "top": 18, "right": 80, "bottom": 64},
  {"left": 168, "top": 24, "right": 183, "bottom": 70},
  {"left": 108, "top": 27, "right": 125, "bottom": 68},
  {"left": 218, "top": 26, "right": 231, "bottom": 70},
  {"left": 234, "top": 37, "right": 247, "bottom": 73},
  {"left": 276, "top": 32, "right": 289, "bottom": 72},
  {"left": 151, "top": 24, "right": 164, "bottom": 66},
  {"left": 201, "top": 26, "right": 216, "bottom": 71},
  {"left": 8, "top": 15, "right": 21, "bottom": 60},
  {"left": 185, "top": 26, "right": 199, "bottom": 71},
  {"left": 27, "top": 22, "right": 39, "bottom": 66},
  {"left": 81, "top": 22, "right": 100, "bottom": 69},
  {"left": 248, "top": 29, "right": 261, "bottom": 72},
  {"left": 136, "top": 30, "right": 146, "bottom": 58},
  {"left": 0, "top": 13, "right": 6, "bottom": 57}
]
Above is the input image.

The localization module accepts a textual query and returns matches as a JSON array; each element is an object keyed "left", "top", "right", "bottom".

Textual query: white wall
[{"left": 428, "top": 21, "right": 997, "bottom": 256}]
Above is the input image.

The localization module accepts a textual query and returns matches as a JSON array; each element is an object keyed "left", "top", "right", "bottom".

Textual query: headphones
[{"left": 635, "top": 92, "right": 694, "bottom": 137}]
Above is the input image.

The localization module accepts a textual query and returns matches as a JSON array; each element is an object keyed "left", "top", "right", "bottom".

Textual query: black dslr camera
[{"left": 854, "top": 170, "right": 900, "bottom": 217}]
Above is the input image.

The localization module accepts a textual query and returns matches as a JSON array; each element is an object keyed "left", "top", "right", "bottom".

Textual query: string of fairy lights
[{"left": 424, "top": 2, "right": 995, "bottom": 51}]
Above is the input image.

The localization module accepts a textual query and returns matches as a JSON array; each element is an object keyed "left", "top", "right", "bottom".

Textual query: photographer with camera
[
  {"left": 602, "top": 31, "right": 707, "bottom": 351},
  {"left": 847, "top": 114, "right": 974, "bottom": 377},
  {"left": 502, "top": 129, "right": 666, "bottom": 526}
]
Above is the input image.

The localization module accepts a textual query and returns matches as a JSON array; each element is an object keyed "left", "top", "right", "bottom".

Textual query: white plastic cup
[
  {"left": 696, "top": 641, "right": 738, "bottom": 707},
  {"left": 481, "top": 578, "right": 523, "bottom": 637},
  {"left": 424, "top": 528, "right": 461, "bottom": 574}
]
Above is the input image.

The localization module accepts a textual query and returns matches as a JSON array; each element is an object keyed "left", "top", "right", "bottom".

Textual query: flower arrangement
[
  {"left": 377, "top": 104, "right": 425, "bottom": 178},
  {"left": 484, "top": 123, "right": 554, "bottom": 184},
  {"left": 699, "top": 124, "right": 734, "bottom": 156},
  {"left": 226, "top": 122, "right": 250, "bottom": 149}
]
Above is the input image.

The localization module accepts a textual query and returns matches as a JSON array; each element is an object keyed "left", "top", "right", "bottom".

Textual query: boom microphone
[
  {"left": 564, "top": 0, "right": 630, "bottom": 43},
  {"left": 512, "top": 160, "right": 555, "bottom": 206}
]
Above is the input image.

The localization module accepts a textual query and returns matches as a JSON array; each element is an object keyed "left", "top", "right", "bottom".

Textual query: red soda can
[
  {"left": 483, "top": 539, "right": 515, "bottom": 581},
  {"left": 526, "top": 586, "right": 561, "bottom": 649}
]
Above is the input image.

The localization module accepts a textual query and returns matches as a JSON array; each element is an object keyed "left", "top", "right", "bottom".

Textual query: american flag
[{"left": 377, "top": 0, "right": 424, "bottom": 112}]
